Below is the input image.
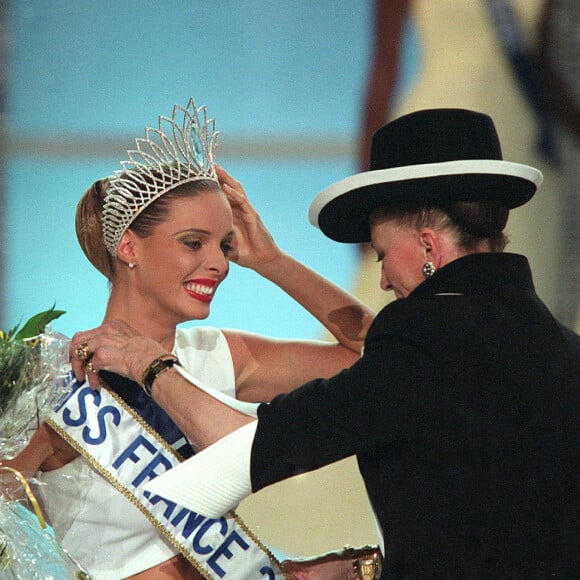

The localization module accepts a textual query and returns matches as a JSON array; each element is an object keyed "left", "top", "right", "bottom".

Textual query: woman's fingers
[
  {"left": 69, "top": 321, "right": 161, "bottom": 390},
  {"left": 217, "top": 165, "right": 249, "bottom": 204}
]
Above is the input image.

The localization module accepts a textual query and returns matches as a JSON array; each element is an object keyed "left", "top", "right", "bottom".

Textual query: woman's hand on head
[
  {"left": 216, "top": 165, "right": 281, "bottom": 271},
  {"left": 69, "top": 321, "right": 166, "bottom": 390}
]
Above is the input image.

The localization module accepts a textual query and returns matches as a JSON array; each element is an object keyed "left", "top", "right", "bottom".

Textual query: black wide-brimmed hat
[{"left": 309, "top": 108, "right": 543, "bottom": 243}]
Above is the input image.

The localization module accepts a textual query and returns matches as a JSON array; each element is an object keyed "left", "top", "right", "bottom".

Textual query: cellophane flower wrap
[
  {"left": 0, "top": 307, "right": 71, "bottom": 458},
  {"left": 0, "top": 308, "right": 91, "bottom": 578}
]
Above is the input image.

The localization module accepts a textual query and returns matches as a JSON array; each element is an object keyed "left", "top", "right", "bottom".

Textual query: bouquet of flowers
[
  {"left": 0, "top": 307, "right": 91, "bottom": 578},
  {"left": 0, "top": 307, "right": 70, "bottom": 458}
]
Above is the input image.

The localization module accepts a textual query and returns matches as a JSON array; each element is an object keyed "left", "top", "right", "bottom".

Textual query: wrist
[
  {"left": 140, "top": 354, "right": 182, "bottom": 397},
  {"left": 251, "top": 249, "right": 290, "bottom": 279}
]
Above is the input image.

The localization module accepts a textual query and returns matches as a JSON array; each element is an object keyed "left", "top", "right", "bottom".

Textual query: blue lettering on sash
[
  {"left": 83, "top": 405, "right": 121, "bottom": 445},
  {"left": 207, "top": 531, "right": 251, "bottom": 577},
  {"left": 55, "top": 386, "right": 277, "bottom": 577},
  {"left": 147, "top": 493, "right": 178, "bottom": 519},
  {"left": 113, "top": 435, "right": 157, "bottom": 469},
  {"left": 62, "top": 386, "right": 100, "bottom": 426},
  {"left": 173, "top": 509, "right": 207, "bottom": 538},
  {"left": 193, "top": 518, "right": 228, "bottom": 555},
  {"left": 133, "top": 454, "right": 173, "bottom": 487},
  {"left": 167, "top": 506, "right": 188, "bottom": 526}
]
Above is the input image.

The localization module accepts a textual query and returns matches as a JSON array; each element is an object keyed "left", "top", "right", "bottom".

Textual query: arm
[
  {"left": 143, "top": 317, "right": 439, "bottom": 521},
  {"left": 69, "top": 323, "right": 252, "bottom": 449},
  {"left": 69, "top": 318, "right": 389, "bottom": 456},
  {"left": 223, "top": 330, "right": 361, "bottom": 402},
  {"left": 69, "top": 330, "right": 383, "bottom": 578},
  {"left": 1, "top": 423, "right": 79, "bottom": 477},
  {"left": 70, "top": 313, "right": 432, "bottom": 478},
  {"left": 217, "top": 166, "right": 375, "bottom": 400}
]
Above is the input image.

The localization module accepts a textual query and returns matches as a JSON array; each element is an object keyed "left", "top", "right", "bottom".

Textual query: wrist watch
[{"left": 141, "top": 354, "right": 181, "bottom": 397}]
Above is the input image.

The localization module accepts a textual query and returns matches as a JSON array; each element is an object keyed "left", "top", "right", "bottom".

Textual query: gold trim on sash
[{"left": 46, "top": 381, "right": 289, "bottom": 579}]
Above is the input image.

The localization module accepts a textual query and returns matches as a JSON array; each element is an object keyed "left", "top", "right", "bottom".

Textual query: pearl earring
[{"left": 128, "top": 262, "right": 135, "bottom": 269}]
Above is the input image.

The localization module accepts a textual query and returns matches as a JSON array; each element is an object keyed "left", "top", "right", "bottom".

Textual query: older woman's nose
[{"left": 379, "top": 268, "right": 389, "bottom": 292}]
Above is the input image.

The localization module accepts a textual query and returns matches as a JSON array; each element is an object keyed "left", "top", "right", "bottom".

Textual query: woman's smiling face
[{"left": 130, "top": 188, "right": 234, "bottom": 325}]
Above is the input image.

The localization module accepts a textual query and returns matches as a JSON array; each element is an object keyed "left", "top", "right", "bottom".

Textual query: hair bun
[{"left": 444, "top": 201, "right": 509, "bottom": 238}]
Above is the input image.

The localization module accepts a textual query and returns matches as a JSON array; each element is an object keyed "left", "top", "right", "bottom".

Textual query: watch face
[{"left": 143, "top": 356, "right": 180, "bottom": 396}]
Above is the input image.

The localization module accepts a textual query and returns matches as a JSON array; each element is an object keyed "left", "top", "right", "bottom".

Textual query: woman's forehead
[
  {"left": 370, "top": 218, "right": 417, "bottom": 245},
  {"left": 163, "top": 190, "right": 232, "bottom": 227}
]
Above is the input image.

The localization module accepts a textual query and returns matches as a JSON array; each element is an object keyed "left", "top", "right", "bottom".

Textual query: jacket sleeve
[{"left": 251, "top": 309, "right": 441, "bottom": 493}]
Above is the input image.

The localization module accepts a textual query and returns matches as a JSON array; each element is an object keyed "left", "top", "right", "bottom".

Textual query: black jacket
[{"left": 252, "top": 253, "right": 579, "bottom": 579}]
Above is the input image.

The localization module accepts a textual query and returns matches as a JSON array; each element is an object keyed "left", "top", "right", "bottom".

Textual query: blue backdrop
[{"left": 3, "top": 0, "right": 419, "bottom": 339}]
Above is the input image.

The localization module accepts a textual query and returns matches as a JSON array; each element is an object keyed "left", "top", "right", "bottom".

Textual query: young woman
[{"left": 2, "top": 99, "right": 377, "bottom": 579}]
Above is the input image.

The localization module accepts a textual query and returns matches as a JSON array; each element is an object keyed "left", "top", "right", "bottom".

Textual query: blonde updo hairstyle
[{"left": 75, "top": 176, "right": 221, "bottom": 281}]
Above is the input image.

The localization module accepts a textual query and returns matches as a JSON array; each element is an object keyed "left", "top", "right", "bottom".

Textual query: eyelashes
[
  {"left": 221, "top": 242, "right": 234, "bottom": 257},
  {"left": 181, "top": 239, "right": 202, "bottom": 250},
  {"left": 180, "top": 237, "right": 234, "bottom": 257}
]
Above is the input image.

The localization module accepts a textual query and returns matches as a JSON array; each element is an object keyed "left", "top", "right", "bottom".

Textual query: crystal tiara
[{"left": 102, "top": 97, "right": 219, "bottom": 255}]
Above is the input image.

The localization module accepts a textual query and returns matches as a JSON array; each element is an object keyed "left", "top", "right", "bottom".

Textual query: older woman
[{"left": 73, "top": 109, "right": 580, "bottom": 579}]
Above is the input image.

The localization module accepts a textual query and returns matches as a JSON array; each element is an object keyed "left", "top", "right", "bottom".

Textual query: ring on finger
[
  {"left": 75, "top": 342, "right": 90, "bottom": 361},
  {"left": 85, "top": 360, "right": 98, "bottom": 374}
]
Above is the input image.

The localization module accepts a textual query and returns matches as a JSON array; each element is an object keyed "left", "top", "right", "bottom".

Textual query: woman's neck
[{"left": 102, "top": 301, "right": 177, "bottom": 353}]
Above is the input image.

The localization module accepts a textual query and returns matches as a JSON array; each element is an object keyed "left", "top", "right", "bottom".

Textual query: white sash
[{"left": 46, "top": 378, "right": 288, "bottom": 580}]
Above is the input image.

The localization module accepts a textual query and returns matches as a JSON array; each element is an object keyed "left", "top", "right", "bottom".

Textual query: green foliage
[
  {"left": 8, "top": 306, "right": 65, "bottom": 342},
  {"left": 0, "top": 340, "right": 32, "bottom": 413},
  {"left": 0, "top": 307, "right": 65, "bottom": 414}
]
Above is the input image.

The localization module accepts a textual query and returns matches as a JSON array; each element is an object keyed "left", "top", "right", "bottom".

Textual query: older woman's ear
[
  {"left": 418, "top": 228, "right": 439, "bottom": 262},
  {"left": 420, "top": 226, "right": 470, "bottom": 269}
]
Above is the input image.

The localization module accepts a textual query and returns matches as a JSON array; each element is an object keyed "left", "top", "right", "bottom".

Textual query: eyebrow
[{"left": 175, "top": 228, "right": 234, "bottom": 238}]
